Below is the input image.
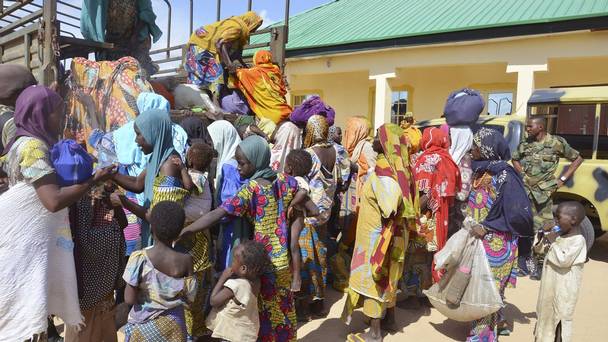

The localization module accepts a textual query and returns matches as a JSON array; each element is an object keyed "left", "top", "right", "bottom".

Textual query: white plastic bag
[{"left": 423, "top": 219, "right": 504, "bottom": 322}]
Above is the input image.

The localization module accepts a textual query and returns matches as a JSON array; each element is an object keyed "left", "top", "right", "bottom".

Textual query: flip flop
[{"left": 347, "top": 333, "right": 366, "bottom": 342}]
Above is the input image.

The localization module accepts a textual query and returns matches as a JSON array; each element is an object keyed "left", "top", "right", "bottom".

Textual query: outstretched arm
[
  {"left": 113, "top": 171, "right": 146, "bottom": 194},
  {"left": 180, "top": 207, "right": 228, "bottom": 236}
]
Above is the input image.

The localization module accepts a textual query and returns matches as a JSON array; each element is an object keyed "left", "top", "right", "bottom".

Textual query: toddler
[{"left": 206, "top": 240, "right": 270, "bottom": 342}]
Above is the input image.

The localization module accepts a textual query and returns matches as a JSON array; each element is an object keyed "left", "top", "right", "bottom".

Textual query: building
[{"left": 264, "top": 0, "right": 608, "bottom": 128}]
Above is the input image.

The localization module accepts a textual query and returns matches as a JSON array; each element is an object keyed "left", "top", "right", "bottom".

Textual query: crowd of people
[{"left": 0, "top": 10, "right": 590, "bottom": 342}]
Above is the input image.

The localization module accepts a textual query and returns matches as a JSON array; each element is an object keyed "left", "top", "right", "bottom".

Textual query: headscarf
[
  {"left": 208, "top": 120, "right": 241, "bottom": 190},
  {"left": 344, "top": 116, "right": 372, "bottom": 159},
  {"left": 0, "top": 65, "right": 37, "bottom": 102},
  {"left": 328, "top": 126, "right": 340, "bottom": 144},
  {"left": 472, "top": 128, "right": 533, "bottom": 237},
  {"left": 137, "top": 92, "right": 170, "bottom": 113},
  {"left": 303, "top": 114, "right": 330, "bottom": 148},
  {"left": 3, "top": 85, "right": 63, "bottom": 155},
  {"left": 134, "top": 109, "right": 176, "bottom": 205},
  {"left": 180, "top": 116, "right": 212, "bottom": 146},
  {"left": 188, "top": 11, "right": 262, "bottom": 53},
  {"left": 238, "top": 135, "right": 276, "bottom": 181},
  {"left": 235, "top": 50, "right": 292, "bottom": 124},
  {"left": 290, "top": 96, "right": 335, "bottom": 127},
  {"left": 375, "top": 123, "right": 418, "bottom": 219},
  {"left": 414, "top": 127, "right": 461, "bottom": 253},
  {"left": 448, "top": 126, "right": 473, "bottom": 165},
  {"left": 270, "top": 121, "right": 302, "bottom": 172}
]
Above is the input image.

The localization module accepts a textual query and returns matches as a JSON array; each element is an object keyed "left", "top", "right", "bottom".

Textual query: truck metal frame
[{"left": 1, "top": 0, "right": 290, "bottom": 85}]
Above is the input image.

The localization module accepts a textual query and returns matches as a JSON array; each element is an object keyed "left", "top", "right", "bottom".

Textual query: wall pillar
[
  {"left": 506, "top": 63, "right": 548, "bottom": 116},
  {"left": 370, "top": 72, "right": 396, "bottom": 129}
]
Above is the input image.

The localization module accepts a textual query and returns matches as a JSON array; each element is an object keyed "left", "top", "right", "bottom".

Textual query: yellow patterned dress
[{"left": 220, "top": 173, "right": 299, "bottom": 342}]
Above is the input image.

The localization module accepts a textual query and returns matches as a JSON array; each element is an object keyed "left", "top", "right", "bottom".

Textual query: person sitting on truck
[
  {"left": 184, "top": 11, "right": 263, "bottom": 117},
  {"left": 512, "top": 117, "right": 584, "bottom": 280}
]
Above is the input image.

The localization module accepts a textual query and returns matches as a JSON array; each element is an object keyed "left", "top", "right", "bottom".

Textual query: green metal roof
[{"left": 249, "top": 0, "right": 608, "bottom": 55}]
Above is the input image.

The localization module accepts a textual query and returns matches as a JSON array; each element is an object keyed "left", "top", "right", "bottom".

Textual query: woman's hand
[
  {"left": 93, "top": 165, "right": 117, "bottom": 184},
  {"left": 110, "top": 192, "right": 123, "bottom": 208},
  {"left": 472, "top": 224, "right": 487, "bottom": 238}
]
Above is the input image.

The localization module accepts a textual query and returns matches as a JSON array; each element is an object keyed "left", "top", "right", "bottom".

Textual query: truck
[{"left": 1, "top": 0, "right": 291, "bottom": 85}]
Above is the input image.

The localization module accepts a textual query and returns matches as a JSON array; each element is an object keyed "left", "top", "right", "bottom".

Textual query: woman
[
  {"left": 181, "top": 135, "right": 301, "bottom": 342},
  {"left": 184, "top": 11, "right": 263, "bottom": 109},
  {"left": 403, "top": 127, "right": 461, "bottom": 308},
  {"left": 235, "top": 50, "right": 292, "bottom": 125},
  {"left": 300, "top": 114, "right": 350, "bottom": 316},
  {"left": 466, "top": 128, "right": 533, "bottom": 341},
  {"left": 270, "top": 121, "right": 302, "bottom": 172},
  {"left": 328, "top": 126, "right": 342, "bottom": 145},
  {"left": 342, "top": 123, "right": 418, "bottom": 342},
  {"left": 448, "top": 125, "right": 474, "bottom": 236},
  {"left": 0, "top": 85, "right": 114, "bottom": 341},
  {"left": 207, "top": 120, "right": 251, "bottom": 270}
]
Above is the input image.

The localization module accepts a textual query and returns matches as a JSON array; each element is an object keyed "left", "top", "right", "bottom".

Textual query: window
[
  {"left": 292, "top": 94, "right": 319, "bottom": 107},
  {"left": 391, "top": 91, "right": 408, "bottom": 124},
  {"left": 529, "top": 104, "right": 595, "bottom": 159},
  {"left": 487, "top": 92, "right": 513, "bottom": 116},
  {"left": 598, "top": 104, "right": 608, "bottom": 160}
]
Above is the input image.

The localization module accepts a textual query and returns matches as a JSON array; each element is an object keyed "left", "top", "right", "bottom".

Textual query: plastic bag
[
  {"left": 423, "top": 219, "right": 503, "bottom": 322},
  {"left": 50, "top": 139, "right": 94, "bottom": 187}
]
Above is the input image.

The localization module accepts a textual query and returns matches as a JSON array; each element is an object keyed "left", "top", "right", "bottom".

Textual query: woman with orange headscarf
[{"left": 235, "top": 50, "right": 292, "bottom": 125}]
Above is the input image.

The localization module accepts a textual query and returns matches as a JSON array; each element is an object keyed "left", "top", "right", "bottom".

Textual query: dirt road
[{"left": 297, "top": 234, "right": 608, "bottom": 341}]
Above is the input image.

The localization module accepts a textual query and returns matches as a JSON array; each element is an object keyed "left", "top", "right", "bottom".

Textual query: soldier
[{"left": 512, "top": 117, "right": 583, "bottom": 280}]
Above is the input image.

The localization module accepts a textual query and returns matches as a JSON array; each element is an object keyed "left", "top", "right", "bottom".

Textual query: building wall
[{"left": 285, "top": 30, "right": 608, "bottom": 126}]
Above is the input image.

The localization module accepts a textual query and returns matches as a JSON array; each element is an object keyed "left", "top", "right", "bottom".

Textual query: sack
[
  {"left": 424, "top": 220, "right": 503, "bottom": 322},
  {"left": 51, "top": 139, "right": 94, "bottom": 187},
  {"left": 444, "top": 88, "right": 485, "bottom": 127}
]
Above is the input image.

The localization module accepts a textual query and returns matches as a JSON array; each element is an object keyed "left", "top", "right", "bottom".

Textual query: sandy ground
[{"left": 111, "top": 234, "right": 608, "bottom": 341}]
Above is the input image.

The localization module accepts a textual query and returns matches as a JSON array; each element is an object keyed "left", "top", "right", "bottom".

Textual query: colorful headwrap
[
  {"left": 289, "top": 96, "right": 335, "bottom": 127},
  {"left": 375, "top": 123, "right": 418, "bottom": 219},
  {"left": 303, "top": 114, "right": 330, "bottom": 148}
]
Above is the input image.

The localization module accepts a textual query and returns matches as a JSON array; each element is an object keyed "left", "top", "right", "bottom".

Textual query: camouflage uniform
[{"left": 512, "top": 133, "right": 580, "bottom": 274}]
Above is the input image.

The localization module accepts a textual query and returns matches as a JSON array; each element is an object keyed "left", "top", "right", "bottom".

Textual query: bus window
[{"left": 598, "top": 104, "right": 608, "bottom": 160}]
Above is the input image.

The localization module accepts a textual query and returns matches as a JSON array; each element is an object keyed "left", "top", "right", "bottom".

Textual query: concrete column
[
  {"left": 506, "top": 64, "right": 548, "bottom": 116},
  {"left": 370, "top": 72, "right": 396, "bottom": 129}
]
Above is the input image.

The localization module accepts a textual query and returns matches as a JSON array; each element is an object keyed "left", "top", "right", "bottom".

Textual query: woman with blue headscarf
[
  {"left": 465, "top": 127, "right": 533, "bottom": 341},
  {"left": 181, "top": 135, "right": 308, "bottom": 342}
]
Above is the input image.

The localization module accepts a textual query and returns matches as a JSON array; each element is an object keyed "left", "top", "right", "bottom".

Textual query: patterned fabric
[
  {"left": 236, "top": 50, "right": 292, "bottom": 124},
  {"left": 401, "top": 238, "right": 433, "bottom": 298},
  {"left": 2, "top": 137, "right": 54, "bottom": 186},
  {"left": 65, "top": 57, "right": 152, "bottom": 146},
  {"left": 303, "top": 114, "right": 330, "bottom": 148},
  {"left": 124, "top": 306, "right": 188, "bottom": 342},
  {"left": 270, "top": 122, "right": 302, "bottom": 172},
  {"left": 376, "top": 124, "right": 418, "bottom": 219},
  {"left": 186, "top": 12, "right": 262, "bottom": 91},
  {"left": 400, "top": 121, "right": 422, "bottom": 154},
  {"left": 342, "top": 174, "right": 407, "bottom": 320},
  {"left": 299, "top": 224, "right": 327, "bottom": 301},
  {"left": 151, "top": 175, "right": 189, "bottom": 209},
  {"left": 122, "top": 249, "right": 197, "bottom": 324},
  {"left": 72, "top": 194, "right": 126, "bottom": 310},
  {"left": 258, "top": 268, "right": 296, "bottom": 342},
  {"left": 511, "top": 133, "right": 580, "bottom": 229},
  {"left": 184, "top": 269, "right": 213, "bottom": 339},
  {"left": 466, "top": 171, "right": 519, "bottom": 342},
  {"left": 123, "top": 192, "right": 142, "bottom": 249},
  {"left": 414, "top": 127, "right": 461, "bottom": 253},
  {"left": 342, "top": 288, "right": 396, "bottom": 321},
  {"left": 220, "top": 173, "right": 298, "bottom": 342}
]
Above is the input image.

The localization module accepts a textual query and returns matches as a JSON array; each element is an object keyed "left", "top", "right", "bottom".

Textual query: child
[
  {"left": 535, "top": 201, "right": 587, "bottom": 342},
  {"left": 206, "top": 240, "right": 269, "bottom": 342},
  {"left": 123, "top": 201, "right": 197, "bottom": 342},
  {"left": 180, "top": 142, "right": 215, "bottom": 341},
  {"left": 283, "top": 149, "right": 318, "bottom": 320},
  {"left": 65, "top": 182, "right": 128, "bottom": 342}
]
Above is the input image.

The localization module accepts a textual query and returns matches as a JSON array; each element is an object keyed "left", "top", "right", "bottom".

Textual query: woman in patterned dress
[
  {"left": 181, "top": 135, "right": 303, "bottom": 342},
  {"left": 299, "top": 114, "right": 350, "bottom": 316},
  {"left": 466, "top": 128, "right": 533, "bottom": 341}
]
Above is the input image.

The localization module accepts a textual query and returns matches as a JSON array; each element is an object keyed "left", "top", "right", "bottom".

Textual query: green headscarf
[
  {"left": 238, "top": 135, "right": 276, "bottom": 181},
  {"left": 134, "top": 109, "right": 176, "bottom": 205}
]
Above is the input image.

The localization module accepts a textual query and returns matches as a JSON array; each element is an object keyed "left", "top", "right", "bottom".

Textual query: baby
[{"left": 535, "top": 201, "right": 587, "bottom": 342}]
